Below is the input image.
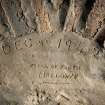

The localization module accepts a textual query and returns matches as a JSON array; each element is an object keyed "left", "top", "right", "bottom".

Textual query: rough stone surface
[
  {"left": 86, "top": 0, "right": 105, "bottom": 38},
  {"left": 0, "top": 0, "right": 105, "bottom": 105}
]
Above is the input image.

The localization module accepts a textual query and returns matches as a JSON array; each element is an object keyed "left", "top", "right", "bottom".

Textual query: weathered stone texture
[
  {"left": 0, "top": 1, "right": 105, "bottom": 105},
  {"left": 0, "top": 0, "right": 105, "bottom": 39},
  {"left": 1, "top": 0, "right": 29, "bottom": 36},
  {"left": 64, "top": 0, "right": 83, "bottom": 32},
  {"left": 20, "top": 0, "right": 37, "bottom": 32},
  {"left": 0, "top": 2, "right": 11, "bottom": 36},
  {"left": 86, "top": 0, "right": 105, "bottom": 38},
  {"left": 32, "top": 0, "right": 52, "bottom": 32}
]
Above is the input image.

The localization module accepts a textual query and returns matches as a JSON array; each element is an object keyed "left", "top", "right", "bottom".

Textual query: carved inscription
[
  {"left": 30, "top": 63, "right": 80, "bottom": 71},
  {"left": 13, "top": 36, "right": 80, "bottom": 52},
  {"left": 0, "top": 34, "right": 93, "bottom": 85},
  {"left": 38, "top": 71, "right": 78, "bottom": 80},
  {"left": 30, "top": 63, "right": 80, "bottom": 84},
  {"left": 0, "top": 34, "right": 93, "bottom": 55},
  {"left": 66, "top": 40, "right": 72, "bottom": 50}
]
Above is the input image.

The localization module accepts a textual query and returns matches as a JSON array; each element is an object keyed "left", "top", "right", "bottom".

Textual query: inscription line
[{"left": 41, "top": 82, "right": 71, "bottom": 84}]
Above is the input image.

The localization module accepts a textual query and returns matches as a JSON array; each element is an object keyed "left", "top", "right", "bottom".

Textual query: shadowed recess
[
  {"left": 74, "top": 0, "right": 96, "bottom": 32},
  {"left": 95, "top": 26, "right": 105, "bottom": 48},
  {"left": 46, "top": 0, "right": 53, "bottom": 9},
  {"left": 59, "top": 0, "right": 70, "bottom": 30}
]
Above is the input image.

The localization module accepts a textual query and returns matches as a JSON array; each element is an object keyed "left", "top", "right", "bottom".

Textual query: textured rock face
[
  {"left": 0, "top": 0, "right": 105, "bottom": 105},
  {"left": 0, "top": 33, "right": 105, "bottom": 105},
  {"left": 0, "top": 0, "right": 105, "bottom": 38},
  {"left": 0, "top": 0, "right": 105, "bottom": 40}
]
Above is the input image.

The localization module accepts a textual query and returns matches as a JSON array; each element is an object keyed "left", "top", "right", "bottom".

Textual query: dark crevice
[
  {"left": 83, "top": 0, "right": 96, "bottom": 20},
  {"left": 101, "top": 70, "right": 105, "bottom": 81},
  {"left": 59, "top": 0, "right": 70, "bottom": 30},
  {"left": 95, "top": 26, "right": 105, "bottom": 48},
  {"left": 0, "top": 2, "right": 11, "bottom": 34},
  {"left": 47, "top": 0, "right": 52, "bottom": 4},
  {"left": 46, "top": 0, "right": 54, "bottom": 11},
  {"left": 74, "top": 0, "right": 96, "bottom": 32}
]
